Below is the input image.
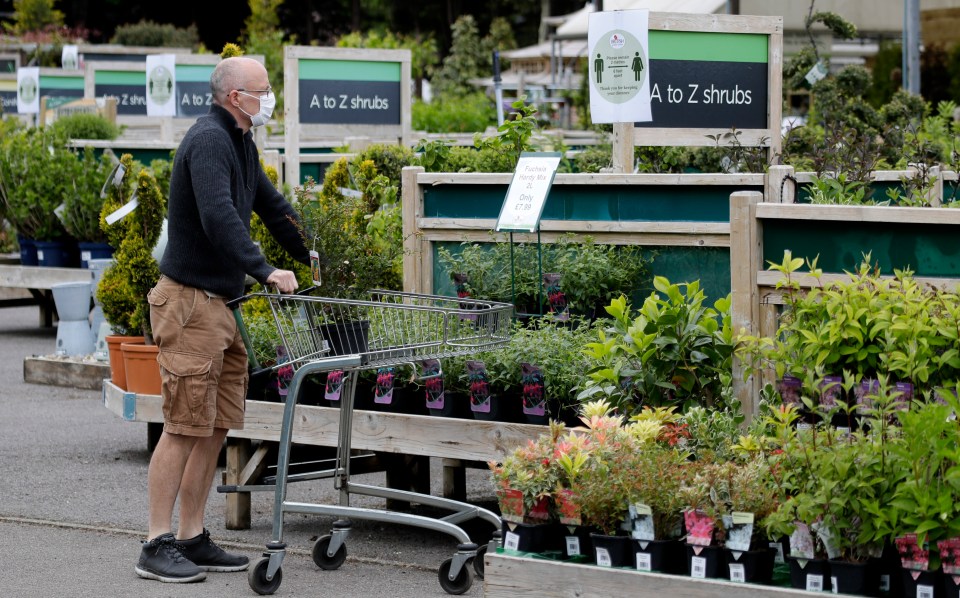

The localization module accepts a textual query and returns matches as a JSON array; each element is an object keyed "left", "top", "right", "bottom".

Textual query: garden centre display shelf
[
  {"left": 483, "top": 552, "right": 814, "bottom": 598},
  {"left": 101, "top": 380, "right": 546, "bottom": 528},
  {"left": 0, "top": 264, "right": 93, "bottom": 326}
]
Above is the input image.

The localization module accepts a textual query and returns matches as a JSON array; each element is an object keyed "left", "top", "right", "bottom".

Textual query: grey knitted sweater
[{"left": 159, "top": 105, "right": 309, "bottom": 299}]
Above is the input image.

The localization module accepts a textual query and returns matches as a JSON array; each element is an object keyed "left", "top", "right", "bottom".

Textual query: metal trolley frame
[{"left": 234, "top": 290, "right": 513, "bottom": 595}]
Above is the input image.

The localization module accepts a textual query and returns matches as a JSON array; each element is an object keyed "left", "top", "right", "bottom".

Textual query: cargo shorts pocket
[{"left": 158, "top": 350, "right": 214, "bottom": 427}]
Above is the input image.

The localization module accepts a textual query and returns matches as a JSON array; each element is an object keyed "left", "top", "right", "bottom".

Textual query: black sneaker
[
  {"left": 135, "top": 533, "right": 207, "bottom": 583},
  {"left": 177, "top": 528, "right": 250, "bottom": 572}
]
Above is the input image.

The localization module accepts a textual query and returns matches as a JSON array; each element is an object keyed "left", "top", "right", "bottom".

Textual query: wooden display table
[
  {"left": 102, "top": 380, "right": 547, "bottom": 529},
  {"left": 483, "top": 553, "right": 814, "bottom": 598},
  {"left": 0, "top": 264, "right": 94, "bottom": 326}
]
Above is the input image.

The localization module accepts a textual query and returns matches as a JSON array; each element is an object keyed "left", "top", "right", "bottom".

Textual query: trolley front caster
[
  {"left": 312, "top": 534, "right": 348, "bottom": 570},
  {"left": 248, "top": 557, "right": 282, "bottom": 595},
  {"left": 438, "top": 557, "right": 474, "bottom": 595}
]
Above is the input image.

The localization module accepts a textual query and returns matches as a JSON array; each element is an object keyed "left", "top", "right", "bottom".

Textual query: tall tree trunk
[
  {"left": 352, "top": 0, "right": 361, "bottom": 32},
  {"left": 539, "top": 0, "right": 550, "bottom": 43}
]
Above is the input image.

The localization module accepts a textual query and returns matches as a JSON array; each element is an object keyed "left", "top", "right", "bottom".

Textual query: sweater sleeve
[
  {"left": 185, "top": 131, "right": 275, "bottom": 283},
  {"left": 252, "top": 169, "right": 311, "bottom": 266}
]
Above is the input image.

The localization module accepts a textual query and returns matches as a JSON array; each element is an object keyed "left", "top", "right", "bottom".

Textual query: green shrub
[
  {"left": 412, "top": 92, "right": 495, "bottom": 133},
  {"left": 51, "top": 113, "right": 120, "bottom": 140},
  {"left": 110, "top": 19, "right": 199, "bottom": 48}
]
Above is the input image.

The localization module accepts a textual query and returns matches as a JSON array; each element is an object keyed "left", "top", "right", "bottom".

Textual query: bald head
[{"left": 210, "top": 57, "right": 268, "bottom": 106}]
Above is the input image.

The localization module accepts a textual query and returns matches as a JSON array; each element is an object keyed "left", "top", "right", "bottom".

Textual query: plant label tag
[
  {"left": 520, "top": 363, "right": 546, "bottom": 416},
  {"left": 325, "top": 370, "right": 345, "bottom": 402},
  {"left": 105, "top": 193, "right": 139, "bottom": 225},
  {"left": 917, "top": 585, "right": 934, "bottom": 598},
  {"left": 543, "top": 272, "right": 569, "bottom": 321},
  {"left": 831, "top": 576, "right": 838, "bottom": 593},
  {"left": 374, "top": 367, "right": 395, "bottom": 404},
  {"left": 466, "top": 361, "right": 491, "bottom": 413},
  {"left": 879, "top": 575, "right": 890, "bottom": 592},
  {"left": 565, "top": 536, "right": 580, "bottom": 556},
  {"left": 806, "top": 574, "right": 824, "bottom": 592},
  {"left": 595, "top": 547, "right": 612, "bottom": 567},
  {"left": 629, "top": 503, "right": 655, "bottom": 541},
  {"left": 729, "top": 563, "right": 745, "bottom": 583},
  {"left": 805, "top": 60, "right": 829, "bottom": 85},
  {"left": 635, "top": 552, "right": 652, "bottom": 572},
  {"left": 797, "top": 422, "right": 812, "bottom": 431},
  {"left": 503, "top": 531, "right": 520, "bottom": 551},
  {"left": 309, "top": 250, "right": 321, "bottom": 287},
  {"left": 690, "top": 556, "right": 707, "bottom": 578},
  {"left": 770, "top": 541, "right": 785, "bottom": 564},
  {"left": 419, "top": 359, "right": 445, "bottom": 409}
]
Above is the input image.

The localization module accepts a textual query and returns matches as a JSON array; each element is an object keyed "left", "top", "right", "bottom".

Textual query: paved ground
[{"left": 0, "top": 305, "right": 498, "bottom": 597}]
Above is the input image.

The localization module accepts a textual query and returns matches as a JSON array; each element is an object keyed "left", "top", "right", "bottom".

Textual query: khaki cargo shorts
[{"left": 147, "top": 275, "right": 247, "bottom": 437}]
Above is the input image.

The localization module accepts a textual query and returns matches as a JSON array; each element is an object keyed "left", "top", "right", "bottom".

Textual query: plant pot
[
  {"left": 500, "top": 521, "right": 563, "bottom": 555},
  {"left": 426, "top": 390, "right": 471, "bottom": 418},
  {"left": 942, "top": 571, "right": 960, "bottom": 598},
  {"left": 880, "top": 542, "right": 905, "bottom": 597},
  {"left": 51, "top": 281, "right": 92, "bottom": 322},
  {"left": 687, "top": 544, "right": 727, "bottom": 579},
  {"left": 373, "top": 385, "right": 426, "bottom": 415},
  {"left": 901, "top": 568, "right": 941, "bottom": 598},
  {"left": 830, "top": 559, "right": 877, "bottom": 597},
  {"left": 560, "top": 524, "right": 596, "bottom": 561},
  {"left": 470, "top": 392, "right": 520, "bottom": 422},
  {"left": 35, "top": 238, "right": 79, "bottom": 268},
  {"left": 319, "top": 320, "right": 370, "bottom": 356},
  {"left": 633, "top": 538, "right": 686, "bottom": 574},
  {"left": 121, "top": 342, "right": 161, "bottom": 395},
  {"left": 17, "top": 235, "right": 38, "bottom": 266},
  {"left": 590, "top": 533, "right": 634, "bottom": 568},
  {"left": 76, "top": 241, "right": 114, "bottom": 269},
  {"left": 727, "top": 546, "right": 776, "bottom": 585},
  {"left": 105, "top": 334, "right": 144, "bottom": 390},
  {"left": 788, "top": 557, "right": 832, "bottom": 592}
]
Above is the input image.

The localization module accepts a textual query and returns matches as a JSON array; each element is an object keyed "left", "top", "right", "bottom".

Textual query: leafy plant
[
  {"left": 60, "top": 146, "right": 114, "bottom": 242},
  {"left": 580, "top": 278, "right": 734, "bottom": 415}
]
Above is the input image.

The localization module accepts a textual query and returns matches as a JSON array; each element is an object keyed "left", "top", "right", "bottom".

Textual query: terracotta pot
[
  {"left": 105, "top": 334, "right": 144, "bottom": 390},
  {"left": 121, "top": 342, "right": 161, "bottom": 396}
]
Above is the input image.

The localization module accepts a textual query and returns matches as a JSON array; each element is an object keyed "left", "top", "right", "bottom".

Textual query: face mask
[{"left": 238, "top": 90, "right": 275, "bottom": 127}]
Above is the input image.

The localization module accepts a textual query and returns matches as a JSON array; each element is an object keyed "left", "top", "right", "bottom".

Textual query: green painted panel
[
  {"left": 299, "top": 59, "right": 401, "bottom": 82},
  {"left": 423, "top": 184, "right": 760, "bottom": 222},
  {"left": 431, "top": 242, "right": 730, "bottom": 304},
  {"left": 796, "top": 181, "right": 903, "bottom": 204},
  {"left": 91, "top": 147, "right": 173, "bottom": 164},
  {"left": 94, "top": 70, "right": 145, "bottom": 85},
  {"left": 39, "top": 75, "right": 84, "bottom": 89},
  {"left": 649, "top": 31, "right": 768, "bottom": 63},
  {"left": 176, "top": 64, "right": 213, "bottom": 82},
  {"left": 762, "top": 219, "right": 960, "bottom": 277}
]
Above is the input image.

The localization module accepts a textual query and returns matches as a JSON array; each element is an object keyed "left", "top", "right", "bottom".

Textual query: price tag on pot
[
  {"left": 690, "top": 556, "right": 707, "bottom": 578},
  {"left": 878, "top": 574, "right": 890, "bottom": 592},
  {"left": 595, "top": 547, "right": 612, "bottom": 567},
  {"left": 105, "top": 191, "right": 139, "bottom": 225},
  {"left": 917, "top": 585, "right": 934, "bottom": 598},
  {"left": 325, "top": 370, "right": 345, "bottom": 402},
  {"left": 770, "top": 541, "right": 785, "bottom": 564},
  {"left": 309, "top": 250, "right": 321, "bottom": 287},
  {"left": 565, "top": 536, "right": 581, "bottom": 556},
  {"left": 503, "top": 531, "right": 520, "bottom": 551},
  {"left": 729, "top": 563, "right": 745, "bottom": 583},
  {"left": 806, "top": 574, "right": 824, "bottom": 592},
  {"left": 635, "top": 552, "right": 652, "bottom": 572}
]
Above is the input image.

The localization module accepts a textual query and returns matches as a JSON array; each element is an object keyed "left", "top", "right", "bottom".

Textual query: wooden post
[
  {"left": 225, "top": 437, "right": 252, "bottom": 530},
  {"left": 611, "top": 122, "right": 635, "bottom": 174},
  {"left": 401, "top": 166, "right": 424, "bottom": 293},
  {"left": 442, "top": 458, "right": 466, "bottom": 501},
  {"left": 766, "top": 165, "right": 795, "bottom": 204},
  {"left": 729, "top": 191, "right": 763, "bottom": 422},
  {"left": 929, "top": 165, "right": 943, "bottom": 207},
  {"left": 383, "top": 453, "right": 431, "bottom": 511}
]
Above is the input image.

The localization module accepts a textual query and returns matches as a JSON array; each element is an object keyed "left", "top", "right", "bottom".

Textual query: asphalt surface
[{"left": 0, "top": 305, "right": 498, "bottom": 598}]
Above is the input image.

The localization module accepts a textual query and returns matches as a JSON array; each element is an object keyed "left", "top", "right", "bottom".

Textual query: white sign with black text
[{"left": 495, "top": 152, "right": 562, "bottom": 233}]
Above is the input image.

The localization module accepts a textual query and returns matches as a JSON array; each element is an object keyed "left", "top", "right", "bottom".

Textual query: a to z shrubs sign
[
  {"left": 297, "top": 59, "right": 401, "bottom": 125},
  {"left": 639, "top": 30, "right": 768, "bottom": 129}
]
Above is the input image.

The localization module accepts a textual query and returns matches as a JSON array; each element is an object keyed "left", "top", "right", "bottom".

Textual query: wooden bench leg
[
  {"left": 225, "top": 437, "right": 252, "bottom": 530},
  {"left": 442, "top": 458, "right": 466, "bottom": 501},
  {"left": 383, "top": 453, "right": 431, "bottom": 511}
]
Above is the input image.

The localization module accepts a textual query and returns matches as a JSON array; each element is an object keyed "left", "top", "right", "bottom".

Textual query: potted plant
[
  {"left": 488, "top": 421, "right": 564, "bottom": 554},
  {"left": 61, "top": 147, "right": 116, "bottom": 267},
  {"left": 96, "top": 154, "right": 165, "bottom": 393}
]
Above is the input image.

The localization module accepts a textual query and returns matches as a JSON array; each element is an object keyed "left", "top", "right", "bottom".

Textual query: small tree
[{"left": 4, "top": 0, "right": 64, "bottom": 35}]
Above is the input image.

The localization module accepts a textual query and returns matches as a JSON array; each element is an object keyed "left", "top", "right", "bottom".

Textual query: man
[{"left": 135, "top": 56, "right": 308, "bottom": 583}]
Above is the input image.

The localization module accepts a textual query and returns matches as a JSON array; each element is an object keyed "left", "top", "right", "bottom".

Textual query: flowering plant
[{"left": 488, "top": 421, "right": 565, "bottom": 523}]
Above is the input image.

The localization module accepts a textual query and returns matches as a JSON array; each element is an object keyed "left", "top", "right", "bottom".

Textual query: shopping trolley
[{"left": 230, "top": 289, "right": 513, "bottom": 595}]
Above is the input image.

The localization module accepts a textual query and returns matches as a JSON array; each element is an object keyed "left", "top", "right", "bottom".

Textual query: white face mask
[{"left": 238, "top": 90, "right": 275, "bottom": 127}]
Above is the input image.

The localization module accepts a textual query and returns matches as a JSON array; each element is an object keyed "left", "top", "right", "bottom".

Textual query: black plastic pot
[
  {"left": 470, "top": 392, "right": 520, "bottom": 423},
  {"left": 590, "top": 533, "right": 634, "bottom": 568},
  {"left": 788, "top": 557, "right": 832, "bottom": 592},
  {"left": 901, "top": 568, "right": 942, "bottom": 598},
  {"left": 427, "top": 391, "right": 471, "bottom": 419},
  {"left": 500, "top": 521, "right": 562, "bottom": 554},
  {"left": 687, "top": 545, "right": 728, "bottom": 579},
  {"left": 942, "top": 571, "right": 960, "bottom": 598},
  {"left": 633, "top": 538, "right": 686, "bottom": 574},
  {"left": 319, "top": 320, "right": 370, "bottom": 356},
  {"left": 830, "top": 559, "right": 876, "bottom": 596},
  {"left": 559, "top": 524, "right": 596, "bottom": 561},
  {"left": 727, "top": 547, "right": 776, "bottom": 585}
]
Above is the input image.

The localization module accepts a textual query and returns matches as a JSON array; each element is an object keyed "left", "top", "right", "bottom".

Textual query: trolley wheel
[
  {"left": 312, "top": 535, "right": 347, "bottom": 570},
  {"left": 473, "top": 544, "right": 487, "bottom": 579},
  {"left": 438, "top": 557, "right": 474, "bottom": 595},
  {"left": 248, "top": 557, "right": 282, "bottom": 595}
]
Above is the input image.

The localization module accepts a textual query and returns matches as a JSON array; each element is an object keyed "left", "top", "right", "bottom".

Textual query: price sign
[
  {"left": 635, "top": 552, "right": 652, "bottom": 572},
  {"left": 565, "top": 536, "right": 581, "bottom": 556},
  {"left": 495, "top": 152, "right": 561, "bottom": 233},
  {"left": 690, "top": 556, "right": 707, "bottom": 578},
  {"left": 595, "top": 547, "right": 612, "bottom": 567},
  {"left": 503, "top": 531, "right": 520, "bottom": 551},
  {"left": 806, "top": 574, "right": 824, "bottom": 592},
  {"left": 729, "top": 563, "right": 745, "bottom": 583}
]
